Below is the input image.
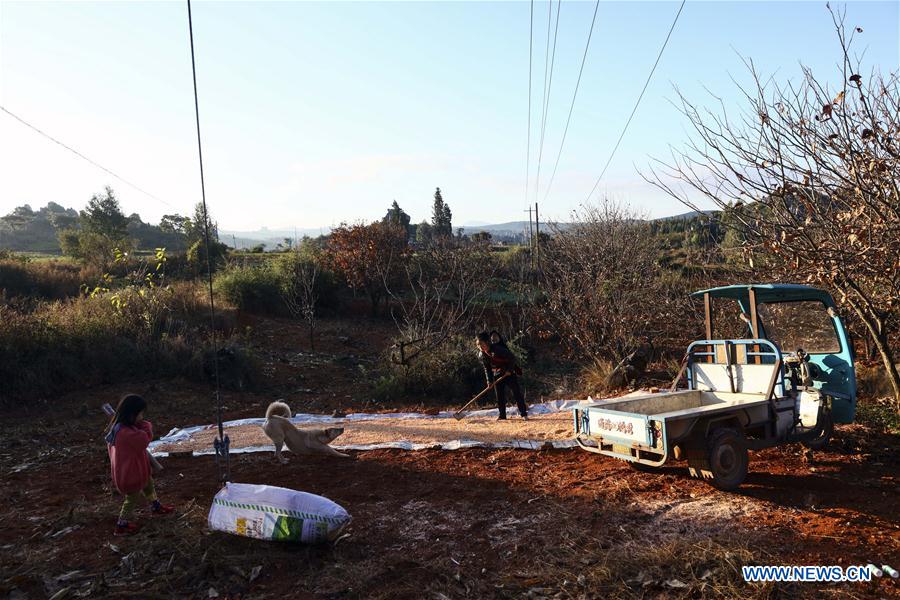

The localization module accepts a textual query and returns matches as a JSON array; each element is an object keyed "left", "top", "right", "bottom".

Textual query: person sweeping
[
  {"left": 105, "top": 394, "right": 174, "bottom": 536},
  {"left": 476, "top": 331, "right": 528, "bottom": 420}
]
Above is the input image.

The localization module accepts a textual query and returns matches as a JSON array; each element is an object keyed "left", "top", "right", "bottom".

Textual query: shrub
[
  {"left": 856, "top": 397, "right": 900, "bottom": 433},
  {"left": 579, "top": 360, "right": 616, "bottom": 397},
  {"left": 374, "top": 334, "right": 525, "bottom": 405},
  {"left": 0, "top": 257, "right": 98, "bottom": 300},
  {"left": 857, "top": 362, "right": 898, "bottom": 400},
  {"left": 0, "top": 284, "right": 253, "bottom": 402},
  {"left": 273, "top": 251, "right": 340, "bottom": 312},
  {"left": 214, "top": 264, "right": 283, "bottom": 315},
  {"left": 187, "top": 239, "right": 229, "bottom": 274}
]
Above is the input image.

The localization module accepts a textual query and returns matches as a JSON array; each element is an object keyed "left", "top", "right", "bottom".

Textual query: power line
[
  {"left": 524, "top": 0, "right": 534, "bottom": 213},
  {"left": 585, "top": 0, "right": 686, "bottom": 203},
  {"left": 533, "top": 0, "right": 561, "bottom": 202},
  {"left": 534, "top": 0, "right": 552, "bottom": 203},
  {"left": 186, "top": 0, "right": 228, "bottom": 486},
  {"left": 542, "top": 0, "right": 601, "bottom": 203},
  {"left": 0, "top": 105, "right": 178, "bottom": 211}
]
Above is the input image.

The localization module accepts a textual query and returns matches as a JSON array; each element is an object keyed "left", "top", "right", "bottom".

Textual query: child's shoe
[
  {"left": 150, "top": 500, "right": 175, "bottom": 516},
  {"left": 114, "top": 520, "right": 140, "bottom": 536}
]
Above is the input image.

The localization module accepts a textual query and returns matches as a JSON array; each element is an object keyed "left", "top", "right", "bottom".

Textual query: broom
[{"left": 453, "top": 373, "right": 511, "bottom": 421}]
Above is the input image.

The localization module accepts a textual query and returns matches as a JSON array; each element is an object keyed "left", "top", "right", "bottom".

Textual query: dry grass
[
  {"left": 856, "top": 363, "right": 897, "bottom": 399},
  {"left": 579, "top": 361, "right": 616, "bottom": 398},
  {"left": 0, "top": 257, "right": 99, "bottom": 301},
  {"left": 503, "top": 494, "right": 781, "bottom": 600}
]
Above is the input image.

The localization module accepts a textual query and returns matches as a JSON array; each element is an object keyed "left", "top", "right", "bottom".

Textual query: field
[{"left": 1, "top": 314, "right": 897, "bottom": 600}]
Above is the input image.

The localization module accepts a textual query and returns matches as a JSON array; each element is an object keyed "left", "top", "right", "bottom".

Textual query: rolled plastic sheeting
[{"left": 208, "top": 483, "right": 351, "bottom": 544}]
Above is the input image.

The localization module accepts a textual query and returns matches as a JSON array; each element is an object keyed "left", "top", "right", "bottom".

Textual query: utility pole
[
  {"left": 232, "top": 234, "right": 237, "bottom": 250},
  {"left": 534, "top": 202, "right": 540, "bottom": 273},
  {"left": 526, "top": 206, "right": 533, "bottom": 246},
  {"left": 525, "top": 206, "right": 534, "bottom": 270}
]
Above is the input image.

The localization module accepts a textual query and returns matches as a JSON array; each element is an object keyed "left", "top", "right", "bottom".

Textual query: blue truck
[{"left": 573, "top": 284, "right": 857, "bottom": 490}]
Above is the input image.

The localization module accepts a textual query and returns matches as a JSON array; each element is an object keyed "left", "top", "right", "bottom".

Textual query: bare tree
[
  {"left": 383, "top": 239, "right": 494, "bottom": 367},
  {"left": 645, "top": 7, "right": 900, "bottom": 403},
  {"left": 542, "top": 198, "right": 673, "bottom": 367},
  {"left": 495, "top": 245, "right": 541, "bottom": 348},
  {"left": 281, "top": 251, "right": 320, "bottom": 351}
]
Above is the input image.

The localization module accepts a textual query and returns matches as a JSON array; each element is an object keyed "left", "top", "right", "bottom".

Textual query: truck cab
[{"left": 573, "top": 284, "right": 856, "bottom": 490}]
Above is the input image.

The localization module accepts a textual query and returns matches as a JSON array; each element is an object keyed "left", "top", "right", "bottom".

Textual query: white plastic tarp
[{"left": 150, "top": 399, "right": 594, "bottom": 456}]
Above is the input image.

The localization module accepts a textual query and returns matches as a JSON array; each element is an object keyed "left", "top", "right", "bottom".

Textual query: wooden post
[
  {"left": 534, "top": 202, "right": 540, "bottom": 272},
  {"left": 704, "top": 292, "right": 713, "bottom": 363},
  {"left": 748, "top": 288, "right": 761, "bottom": 364},
  {"left": 704, "top": 292, "right": 713, "bottom": 339}
]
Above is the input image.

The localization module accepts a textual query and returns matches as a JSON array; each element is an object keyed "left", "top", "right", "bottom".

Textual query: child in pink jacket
[{"left": 105, "top": 394, "right": 174, "bottom": 536}]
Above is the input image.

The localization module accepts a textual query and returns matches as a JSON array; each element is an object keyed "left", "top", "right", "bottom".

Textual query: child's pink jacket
[{"left": 107, "top": 420, "right": 153, "bottom": 494}]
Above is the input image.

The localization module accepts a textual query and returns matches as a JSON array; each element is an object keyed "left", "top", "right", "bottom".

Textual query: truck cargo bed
[{"left": 591, "top": 390, "right": 769, "bottom": 420}]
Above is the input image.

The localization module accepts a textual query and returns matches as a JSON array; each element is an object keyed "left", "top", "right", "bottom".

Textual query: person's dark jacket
[{"left": 480, "top": 342, "right": 522, "bottom": 384}]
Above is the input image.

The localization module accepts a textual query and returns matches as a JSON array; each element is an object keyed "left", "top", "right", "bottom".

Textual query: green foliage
[
  {"left": 59, "top": 229, "right": 135, "bottom": 270},
  {"left": 0, "top": 203, "right": 77, "bottom": 253},
  {"left": 383, "top": 200, "right": 412, "bottom": 238},
  {"left": 82, "top": 187, "right": 129, "bottom": 239},
  {"left": 159, "top": 214, "right": 191, "bottom": 235},
  {"left": 187, "top": 239, "right": 229, "bottom": 274},
  {"left": 273, "top": 251, "right": 339, "bottom": 310},
  {"left": 374, "top": 335, "right": 495, "bottom": 404},
  {"left": 856, "top": 397, "right": 900, "bottom": 433},
  {"left": 430, "top": 187, "right": 453, "bottom": 239},
  {"left": 415, "top": 220, "right": 433, "bottom": 245},
  {"left": 56, "top": 188, "right": 135, "bottom": 268},
  {"left": 127, "top": 215, "right": 189, "bottom": 252},
  {"left": 187, "top": 202, "right": 218, "bottom": 244},
  {"left": 1, "top": 198, "right": 189, "bottom": 256},
  {"left": 214, "top": 263, "right": 283, "bottom": 314},
  {"left": 372, "top": 374, "right": 405, "bottom": 403},
  {"left": 0, "top": 282, "right": 251, "bottom": 401}
]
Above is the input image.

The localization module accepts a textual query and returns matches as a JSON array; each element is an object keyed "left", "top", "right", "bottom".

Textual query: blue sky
[{"left": 1, "top": 1, "right": 898, "bottom": 231}]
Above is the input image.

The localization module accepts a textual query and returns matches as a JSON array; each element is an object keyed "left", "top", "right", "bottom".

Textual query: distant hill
[
  {"left": 218, "top": 227, "right": 330, "bottom": 250},
  {"left": 219, "top": 210, "right": 720, "bottom": 250},
  {"left": 653, "top": 209, "right": 720, "bottom": 222},
  {"left": 0, "top": 202, "right": 187, "bottom": 254}
]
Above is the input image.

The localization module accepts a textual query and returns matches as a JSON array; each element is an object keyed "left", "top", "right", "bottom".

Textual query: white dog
[{"left": 262, "top": 401, "right": 349, "bottom": 463}]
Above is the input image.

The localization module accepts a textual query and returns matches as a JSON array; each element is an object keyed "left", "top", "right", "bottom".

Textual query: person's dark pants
[{"left": 494, "top": 374, "right": 527, "bottom": 419}]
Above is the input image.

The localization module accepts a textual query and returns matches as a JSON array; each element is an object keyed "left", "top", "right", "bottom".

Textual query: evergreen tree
[
  {"left": 416, "top": 220, "right": 433, "bottom": 245},
  {"left": 81, "top": 187, "right": 129, "bottom": 239},
  {"left": 383, "top": 200, "right": 411, "bottom": 237},
  {"left": 187, "top": 202, "right": 218, "bottom": 243},
  {"left": 442, "top": 204, "right": 453, "bottom": 236},
  {"left": 431, "top": 187, "right": 452, "bottom": 238}
]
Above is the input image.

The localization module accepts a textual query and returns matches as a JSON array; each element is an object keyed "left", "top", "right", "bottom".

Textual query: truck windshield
[
  {"left": 757, "top": 301, "right": 840, "bottom": 354},
  {"left": 715, "top": 299, "right": 753, "bottom": 339}
]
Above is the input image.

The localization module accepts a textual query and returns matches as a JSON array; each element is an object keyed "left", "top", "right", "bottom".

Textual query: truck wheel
[
  {"left": 706, "top": 428, "right": 748, "bottom": 491},
  {"left": 686, "top": 428, "right": 748, "bottom": 491},
  {"left": 802, "top": 412, "right": 833, "bottom": 451}
]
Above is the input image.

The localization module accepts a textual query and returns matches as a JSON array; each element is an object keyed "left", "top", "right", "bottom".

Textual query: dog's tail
[{"left": 266, "top": 400, "right": 292, "bottom": 420}]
